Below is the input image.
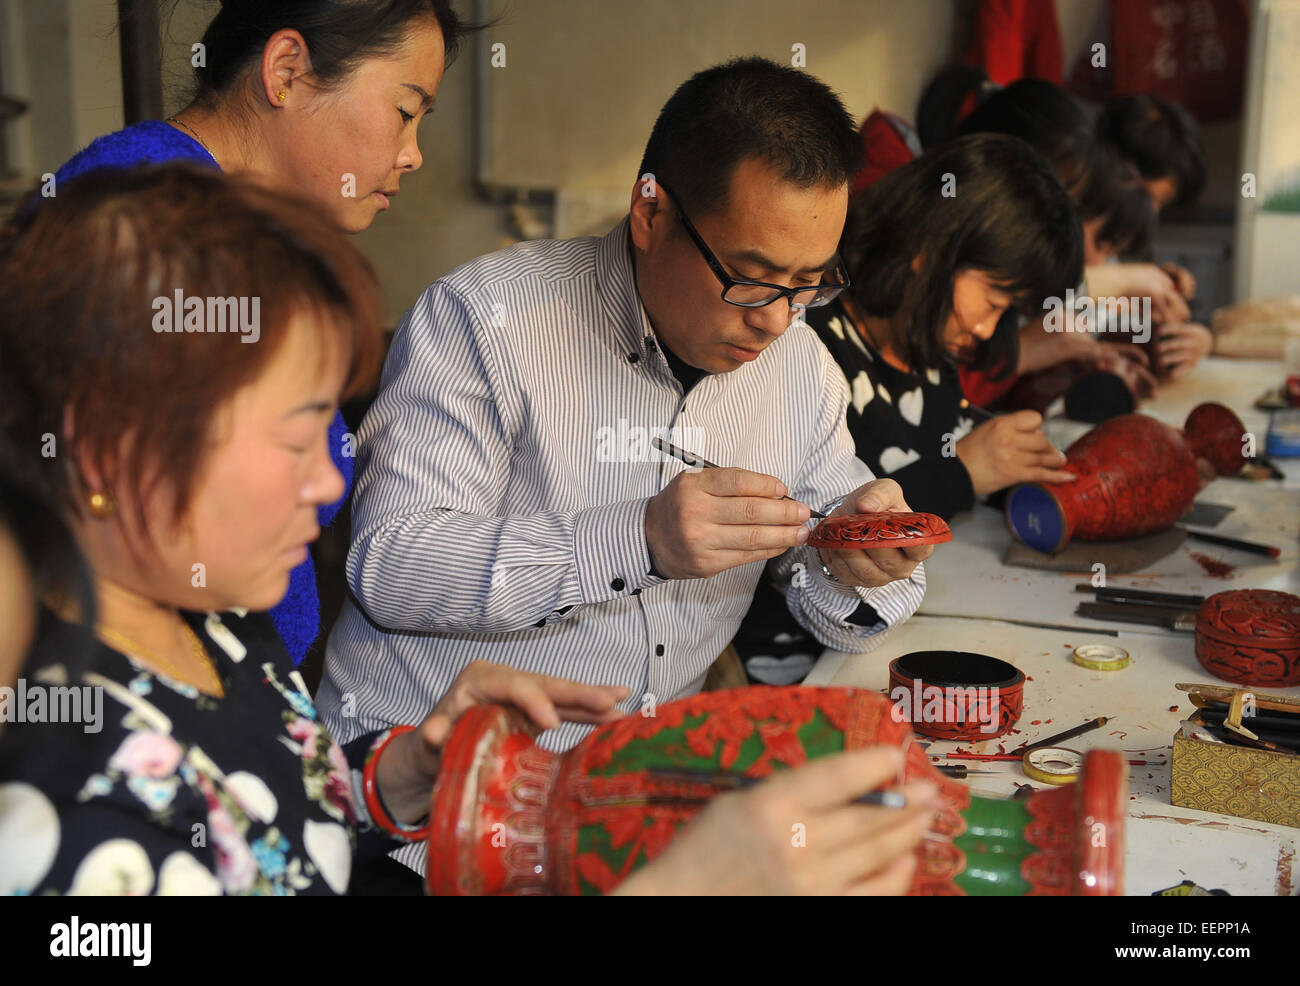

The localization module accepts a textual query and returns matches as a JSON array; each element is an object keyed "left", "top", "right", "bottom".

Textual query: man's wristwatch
[{"left": 818, "top": 495, "right": 846, "bottom": 583}]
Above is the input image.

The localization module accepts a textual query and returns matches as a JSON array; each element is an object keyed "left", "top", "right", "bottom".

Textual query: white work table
[{"left": 808, "top": 356, "right": 1300, "bottom": 896}]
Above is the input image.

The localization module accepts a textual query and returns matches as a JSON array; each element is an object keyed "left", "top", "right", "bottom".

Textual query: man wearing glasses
[{"left": 320, "top": 57, "right": 935, "bottom": 874}]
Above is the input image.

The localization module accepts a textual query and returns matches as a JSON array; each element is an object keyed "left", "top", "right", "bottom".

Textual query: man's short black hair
[
  {"left": 1097, "top": 94, "right": 1207, "bottom": 208},
  {"left": 637, "top": 56, "right": 862, "bottom": 217}
]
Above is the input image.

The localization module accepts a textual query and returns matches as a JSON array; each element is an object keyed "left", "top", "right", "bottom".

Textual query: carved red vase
[
  {"left": 1006, "top": 402, "right": 1244, "bottom": 554},
  {"left": 1195, "top": 589, "right": 1300, "bottom": 687},
  {"left": 425, "top": 686, "right": 1125, "bottom": 896}
]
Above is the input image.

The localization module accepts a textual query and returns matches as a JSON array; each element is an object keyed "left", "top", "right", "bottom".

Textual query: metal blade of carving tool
[
  {"left": 1076, "top": 601, "right": 1196, "bottom": 631},
  {"left": 921, "top": 611, "right": 1120, "bottom": 637},
  {"left": 1073, "top": 584, "right": 1205, "bottom": 609}
]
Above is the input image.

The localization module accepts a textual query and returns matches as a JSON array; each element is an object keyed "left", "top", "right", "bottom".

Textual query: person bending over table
[
  {"left": 319, "top": 58, "right": 935, "bottom": 873},
  {"left": 730, "top": 133, "right": 1081, "bottom": 681},
  {"left": 0, "top": 166, "right": 938, "bottom": 896},
  {"left": 928, "top": 75, "right": 1211, "bottom": 405},
  {"left": 803, "top": 133, "right": 1083, "bottom": 520},
  {"left": 49, "top": 0, "right": 472, "bottom": 666}
]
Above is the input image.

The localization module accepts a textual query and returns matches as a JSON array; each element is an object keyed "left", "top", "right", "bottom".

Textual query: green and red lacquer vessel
[{"left": 425, "top": 686, "right": 1125, "bottom": 895}]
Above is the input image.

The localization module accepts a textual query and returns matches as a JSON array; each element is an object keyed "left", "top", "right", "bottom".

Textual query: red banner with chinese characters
[{"left": 1072, "top": 0, "right": 1248, "bottom": 122}]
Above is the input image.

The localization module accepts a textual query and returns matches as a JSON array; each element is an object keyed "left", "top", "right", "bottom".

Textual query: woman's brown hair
[{"left": 0, "top": 163, "right": 385, "bottom": 536}]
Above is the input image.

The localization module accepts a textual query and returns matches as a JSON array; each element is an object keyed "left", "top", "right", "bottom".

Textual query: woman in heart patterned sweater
[
  {"left": 802, "top": 134, "right": 1084, "bottom": 521},
  {"left": 732, "top": 135, "right": 1084, "bottom": 683}
]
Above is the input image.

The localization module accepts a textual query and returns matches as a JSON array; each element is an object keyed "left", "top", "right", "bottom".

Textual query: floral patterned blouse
[{"left": 0, "top": 608, "right": 398, "bottom": 895}]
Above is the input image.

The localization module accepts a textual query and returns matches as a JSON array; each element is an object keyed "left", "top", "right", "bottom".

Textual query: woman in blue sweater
[{"left": 52, "top": 0, "right": 468, "bottom": 663}]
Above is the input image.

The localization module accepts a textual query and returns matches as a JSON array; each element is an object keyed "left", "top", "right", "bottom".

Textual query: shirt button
[
  {"left": 610, "top": 577, "right": 625, "bottom": 592},
  {"left": 655, "top": 644, "right": 665, "bottom": 656},
  {"left": 627, "top": 352, "right": 640, "bottom": 364}
]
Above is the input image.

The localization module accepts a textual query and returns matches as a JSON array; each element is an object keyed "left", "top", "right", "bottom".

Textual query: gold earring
[
  {"left": 277, "top": 89, "right": 287, "bottom": 103},
  {"left": 87, "top": 491, "right": 116, "bottom": 519}
]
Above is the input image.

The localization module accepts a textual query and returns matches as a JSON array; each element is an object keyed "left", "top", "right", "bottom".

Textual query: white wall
[
  {"left": 1, "top": 0, "right": 123, "bottom": 177},
  {"left": 2, "top": 1, "right": 1255, "bottom": 316}
]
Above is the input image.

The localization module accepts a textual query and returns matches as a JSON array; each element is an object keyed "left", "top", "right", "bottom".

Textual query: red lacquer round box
[
  {"left": 809, "top": 510, "right": 952, "bottom": 549},
  {"left": 1194, "top": 589, "right": 1300, "bottom": 687},
  {"left": 887, "top": 651, "right": 1025, "bottom": 740}
]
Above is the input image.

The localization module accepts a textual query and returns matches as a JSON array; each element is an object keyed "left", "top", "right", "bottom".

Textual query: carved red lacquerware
[
  {"left": 887, "top": 651, "right": 1025, "bottom": 741},
  {"left": 808, "top": 511, "right": 953, "bottom": 549},
  {"left": 1195, "top": 589, "right": 1300, "bottom": 687},
  {"left": 1006, "top": 402, "right": 1245, "bottom": 554},
  {"left": 424, "top": 686, "right": 1125, "bottom": 896}
]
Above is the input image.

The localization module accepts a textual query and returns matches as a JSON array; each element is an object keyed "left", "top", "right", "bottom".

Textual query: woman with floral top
[
  {"left": 0, "top": 165, "right": 937, "bottom": 897},
  {"left": 0, "top": 166, "right": 629, "bottom": 895}
]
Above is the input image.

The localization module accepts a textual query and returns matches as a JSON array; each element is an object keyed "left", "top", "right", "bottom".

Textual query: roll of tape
[
  {"left": 1073, "top": 643, "right": 1130, "bottom": 671},
  {"left": 1021, "top": 746, "right": 1084, "bottom": 785}
]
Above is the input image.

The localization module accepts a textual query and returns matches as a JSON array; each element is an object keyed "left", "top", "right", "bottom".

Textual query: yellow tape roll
[
  {"left": 1073, "top": 644, "right": 1130, "bottom": 671},
  {"left": 1021, "top": 746, "right": 1084, "bottom": 785}
]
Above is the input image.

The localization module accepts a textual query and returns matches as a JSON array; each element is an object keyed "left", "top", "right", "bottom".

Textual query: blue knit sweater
[{"left": 55, "top": 121, "right": 354, "bottom": 665}]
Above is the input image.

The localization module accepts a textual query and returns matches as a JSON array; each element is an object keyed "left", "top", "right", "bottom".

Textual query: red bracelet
[{"left": 362, "top": 725, "right": 430, "bottom": 842}]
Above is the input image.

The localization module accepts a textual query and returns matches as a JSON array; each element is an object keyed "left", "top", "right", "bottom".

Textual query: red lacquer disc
[{"left": 808, "top": 511, "right": 953, "bottom": 549}]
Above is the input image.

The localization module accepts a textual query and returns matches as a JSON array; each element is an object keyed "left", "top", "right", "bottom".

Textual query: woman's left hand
[
  {"left": 1156, "top": 323, "right": 1214, "bottom": 378},
  {"left": 1160, "top": 262, "right": 1197, "bottom": 300},
  {"left": 817, "top": 479, "right": 934, "bottom": 588},
  {"left": 376, "top": 662, "right": 630, "bottom": 825}
]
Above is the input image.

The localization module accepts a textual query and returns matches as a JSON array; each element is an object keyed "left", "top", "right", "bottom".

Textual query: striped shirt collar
[{"left": 595, "top": 215, "right": 658, "bottom": 360}]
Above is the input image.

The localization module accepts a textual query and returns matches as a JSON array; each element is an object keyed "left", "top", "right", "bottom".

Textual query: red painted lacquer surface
[
  {"left": 809, "top": 511, "right": 953, "bottom": 549},
  {"left": 1016, "top": 402, "right": 1244, "bottom": 546},
  {"left": 425, "top": 687, "right": 1124, "bottom": 896},
  {"left": 887, "top": 659, "right": 1024, "bottom": 741},
  {"left": 911, "top": 750, "right": 1126, "bottom": 896},
  {"left": 1196, "top": 589, "right": 1300, "bottom": 686}
]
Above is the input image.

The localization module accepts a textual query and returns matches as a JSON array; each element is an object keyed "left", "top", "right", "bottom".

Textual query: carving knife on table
[
  {"left": 1073, "top": 584, "right": 1205, "bottom": 609},
  {"left": 1075, "top": 600, "right": 1196, "bottom": 631}
]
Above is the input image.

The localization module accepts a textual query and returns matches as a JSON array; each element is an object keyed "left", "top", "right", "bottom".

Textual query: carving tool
[
  {"left": 958, "top": 398, "right": 997, "bottom": 422},
  {"left": 1194, "top": 713, "right": 1300, "bottom": 748},
  {"left": 921, "top": 611, "right": 1121, "bottom": 637},
  {"left": 1176, "top": 681, "right": 1300, "bottom": 715},
  {"left": 945, "top": 752, "right": 1160, "bottom": 766},
  {"left": 1014, "top": 716, "right": 1110, "bottom": 755},
  {"left": 944, "top": 753, "right": 1025, "bottom": 762},
  {"left": 651, "top": 437, "right": 827, "bottom": 518},
  {"left": 1075, "top": 600, "right": 1197, "bottom": 632},
  {"left": 935, "top": 764, "right": 996, "bottom": 779},
  {"left": 1179, "top": 527, "right": 1282, "bottom": 559},
  {"left": 1074, "top": 584, "right": 1205, "bottom": 608},
  {"left": 644, "top": 767, "right": 905, "bottom": 808},
  {"left": 1199, "top": 723, "right": 1297, "bottom": 754}
]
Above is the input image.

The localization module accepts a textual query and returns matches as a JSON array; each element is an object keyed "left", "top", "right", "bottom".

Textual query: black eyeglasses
[{"left": 655, "top": 182, "right": 850, "bottom": 310}]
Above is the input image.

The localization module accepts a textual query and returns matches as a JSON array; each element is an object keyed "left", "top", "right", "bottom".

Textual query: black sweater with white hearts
[{"left": 802, "top": 300, "right": 976, "bottom": 523}]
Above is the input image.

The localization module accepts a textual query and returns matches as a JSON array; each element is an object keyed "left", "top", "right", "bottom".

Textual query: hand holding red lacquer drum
[
  {"left": 1194, "top": 589, "right": 1300, "bottom": 687},
  {"left": 887, "top": 650, "right": 1025, "bottom": 741},
  {"left": 808, "top": 510, "right": 953, "bottom": 549}
]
